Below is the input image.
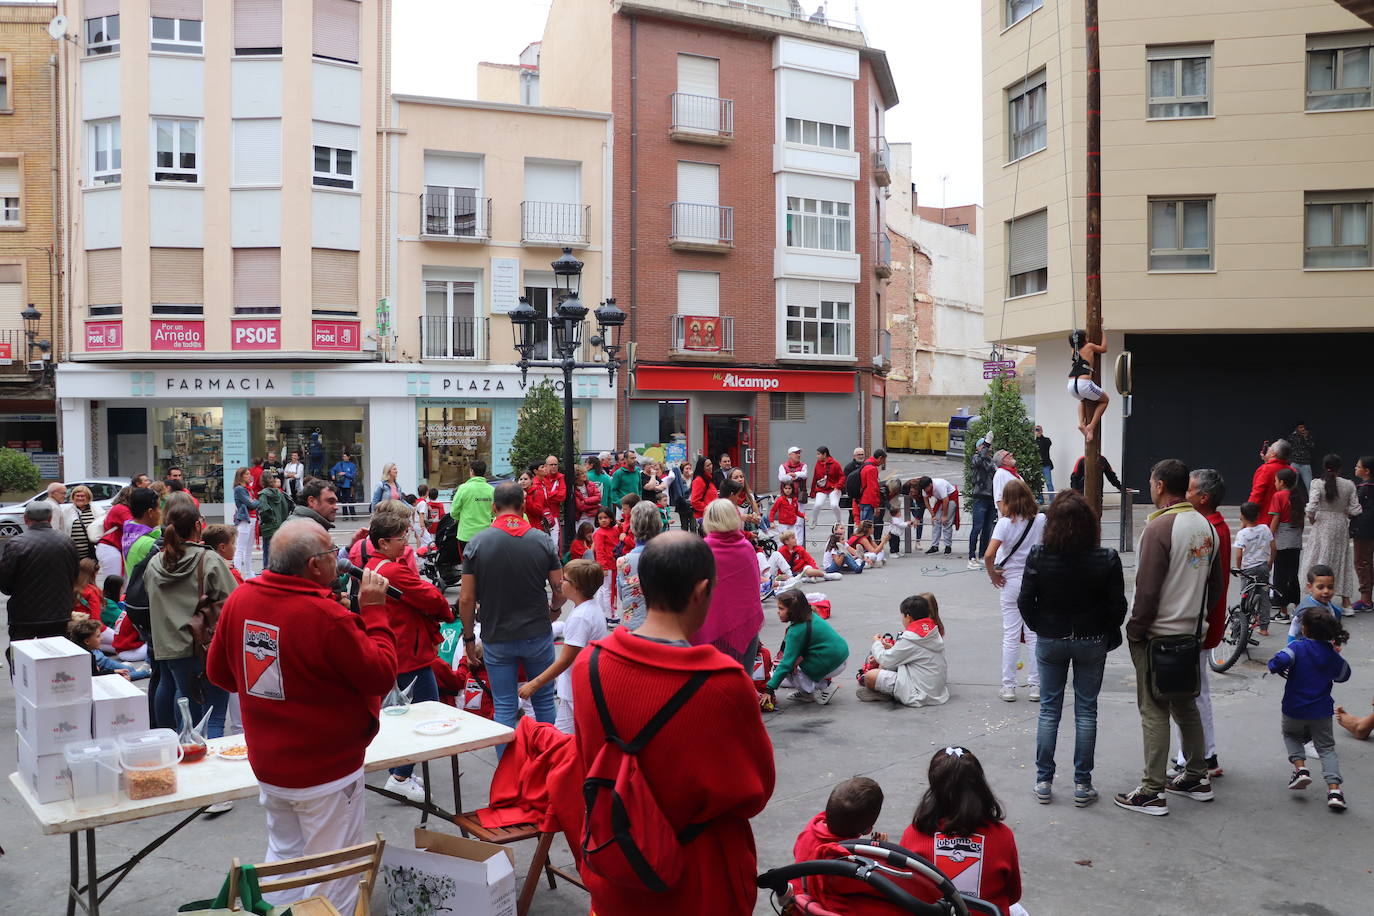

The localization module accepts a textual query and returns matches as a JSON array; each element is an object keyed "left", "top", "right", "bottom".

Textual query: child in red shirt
[
  {"left": 900, "top": 746, "right": 1027, "bottom": 916},
  {"left": 569, "top": 520, "right": 594, "bottom": 561},
  {"left": 791, "top": 777, "right": 911, "bottom": 915},
  {"left": 770, "top": 480, "right": 807, "bottom": 541}
]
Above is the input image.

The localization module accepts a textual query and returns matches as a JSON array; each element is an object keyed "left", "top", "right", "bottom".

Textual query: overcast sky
[{"left": 393, "top": 0, "right": 983, "bottom": 206}]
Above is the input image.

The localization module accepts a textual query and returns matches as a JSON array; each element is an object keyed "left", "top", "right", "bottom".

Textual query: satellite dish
[{"left": 47, "top": 15, "right": 68, "bottom": 41}]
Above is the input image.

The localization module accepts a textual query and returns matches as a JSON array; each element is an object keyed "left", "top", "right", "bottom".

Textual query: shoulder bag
[
  {"left": 992, "top": 517, "right": 1035, "bottom": 572},
  {"left": 1146, "top": 580, "right": 1207, "bottom": 702},
  {"left": 187, "top": 550, "right": 224, "bottom": 703}
]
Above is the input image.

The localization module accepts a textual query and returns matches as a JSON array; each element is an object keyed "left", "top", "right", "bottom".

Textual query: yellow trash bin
[
  {"left": 925, "top": 422, "right": 950, "bottom": 453},
  {"left": 885, "top": 422, "right": 904, "bottom": 451},
  {"left": 907, "top": 423, "right": 930, "bottom": 453}
]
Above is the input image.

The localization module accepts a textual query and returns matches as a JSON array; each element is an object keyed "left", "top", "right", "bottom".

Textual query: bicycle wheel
[{"left": 1209, "top": 606, "right": 1250, "bottom": 672}]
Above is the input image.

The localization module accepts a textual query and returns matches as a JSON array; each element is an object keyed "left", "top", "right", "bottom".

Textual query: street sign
[{"left": 983, "top": 359, "right": 1017, "bottom": 380}]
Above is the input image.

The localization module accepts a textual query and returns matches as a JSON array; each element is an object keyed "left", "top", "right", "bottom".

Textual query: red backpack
[{"left": 581, "top": 646, "right": 710, "bottom": 893}]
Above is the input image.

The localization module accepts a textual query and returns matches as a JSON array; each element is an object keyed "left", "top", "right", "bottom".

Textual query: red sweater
[
  {"left": 540, "top": 473, "right": 566, "bottom": 515},
  {"left": 860, "top": 458, "right": 882, "bottom": 507},
  {"left": 770, "top": 495, "right": 805, "bottom": 525},
  {"left": 592, "top": 524, "right": 633, "bottom": 572},
  {"left": 1203, "top": 511, "right": 1232, "bottom": 650},
  {"left": 571, "top": 627, "right": 775, "bottom": 915},
  {"left": 792, "top": 812, "right": 912, "bottom": 915},
  {"left": 206, "top": 570, "right": 398, "bottom": 789},
  {"left": 811, "top": 457, "right": 844, "bottom": 496},
  {"left": 690, "top": 477, "right": 717, "bottom": 518},
  {"left": 524, "top": 485, "right": 549, "bottom": 529},
  {"left": 574, "top": 483, "right": 601, "bottom": 517},
  {"left": 781, "top": 544, "right": 818, "bottom": 574},
  {"left": 365, "top": 554, "right": 454, "bottom": 673},
  {"left": 899, "top": 821, "right": 1022, "bottom": 916},
  {"left": 1248, "top": 458, "right": 1291, "bottom": 520},
  {"left": 98, "top": 503, "right": 131, "bottom": 549},
  {"left": 112, "top": 611, "right": 144, "bottom": 653},
  {"left": 74, "top": 584, "right": 103, "bottom": 619},
  {"left": 569, "top": 539, "right": 590, "bottom": 561}
]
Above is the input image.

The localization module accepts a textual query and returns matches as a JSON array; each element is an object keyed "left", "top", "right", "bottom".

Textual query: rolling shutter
[
  {"left": 312, "top": 120, "right": 360, "bottom": 150},
  {"left": 87, "top": 249, "right": 122, "bottom": 306},
  {"left": 676, "top": 161, "right": 719, "bottom": 206},
  {"left": 676, "top": 271, "right": 720, "bottom": 317},
  {"left": 1307, "top": 30, "right": 1374, "bottom": 52},
  {"left": 0, "top": 159, "right": 19, "bottom": 196},
  {"left": 311, "top": 248, "right": 358, "bottom": 310},
  {"left": 150, "top": 0, "right": 203, "bottom": 19},
  {"left": 232, "top": 119, "right": 282, "bottom": 186},
  {"left": 150, "top": 248, "right": 204, "bottom": 304},
  {"left": 1007, "top": 210, "right": 1048, "bottom": 276},
  {"left": 235, "top": 0, "right": 283, "bottom": 51},
  {"left": 677, "top": 55, "right": 719, "bottom": 97},
  {"left": 784, "top": 70, "right": 853, "bottom": 126},
  {"left": 85, "top": 0, "right": 119, "bottom": 17},
  {"left": 233, "top": 248, "right": 280, "bottom": 311},
  {"left": 313, "top": 0, "right": 361, "bottom": 63},
  {"left": 0, "top": 278, "right": 21, "bottom": 332}
]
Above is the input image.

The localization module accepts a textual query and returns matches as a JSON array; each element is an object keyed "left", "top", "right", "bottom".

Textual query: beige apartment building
[
  {"left": 387, "top": 92, "right": 615, "bottom": 487},
  {"left": 983, "top": 0, "right": 1374, "bottom": 496}
]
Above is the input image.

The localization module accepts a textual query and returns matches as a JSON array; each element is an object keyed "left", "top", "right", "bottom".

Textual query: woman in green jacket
[
  {"left": 256, "top": 470, "right": 293, "bottom": 570},
  {"left": 587, "top": 453, "right": 615, "bottom": 510},
  {"left": 766, "top": 589, "right": 849, "bottom": 705}
]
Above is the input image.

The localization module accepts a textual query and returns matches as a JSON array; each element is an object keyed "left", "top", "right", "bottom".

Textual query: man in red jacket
[
  {"left": 540, "top": 454, "right": 567, "bottom": 547},
  {"left": 809, "top": 446, "right": 845, "bottom": 529},
  {"left": 571, "top": 532, "right": 775, "bottom": 915},
  {"left": 206, "top": 519, "right": 397, "bottom": 914},
  {"left": 859, "top": 449, "right": 887, "bottom": 522},
  {"left": 1248, "top": 440, "right": 1291, "bottom": 521}
]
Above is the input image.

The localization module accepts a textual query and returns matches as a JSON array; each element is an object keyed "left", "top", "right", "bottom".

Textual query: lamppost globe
[
  {"left": 509, "top": 295, "right": 538, "bottom": 355},
  {"left": 553, "top": 294, "right": 588, "bottom": 354},
  {"left": 551, "top": 247, "right": 584, "bottom": 299}
]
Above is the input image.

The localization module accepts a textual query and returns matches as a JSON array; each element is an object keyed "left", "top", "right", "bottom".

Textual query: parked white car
[{"left": 0, "top": 478, "right": 127, "bottom": 538}]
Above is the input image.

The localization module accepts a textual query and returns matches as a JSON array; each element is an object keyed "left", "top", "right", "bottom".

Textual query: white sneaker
[
  {"left": 967, "top": 558, "right": 982, "bottom": 570},
  {"left": 823, "top": 572, "right": 843, "bottom": 581},
  {"left": 1028, "top": 685, "right": 1041, "bottom": 702},
  {"left": 384, "top": 774, "right": 427, "bottom": 803},
  {"left": 999, "top": 687, "right": 1016, "bottom": 702},
  {"left": 816, "top": 682, "right": 842, "bottom": 705},
  {"left": 204, "top": 801, "right": 234, "bottom": 815}
]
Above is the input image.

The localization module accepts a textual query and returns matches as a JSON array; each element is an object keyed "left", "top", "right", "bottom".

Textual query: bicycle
[{"left": 1208, "top": 569, "right": 1279, "bottom": 672}]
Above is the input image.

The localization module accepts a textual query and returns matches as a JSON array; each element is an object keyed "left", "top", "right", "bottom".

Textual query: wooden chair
[
  {"left": 227, "top": 833, "right": 386, "bottom": 916},
  {"left": 452, "top": 813, "right": 586, "bottom": 916}
]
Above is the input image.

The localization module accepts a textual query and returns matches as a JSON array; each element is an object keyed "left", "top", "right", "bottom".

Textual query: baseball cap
[{"left": 788, "top": 446, "right": 801, "bottom": 453}]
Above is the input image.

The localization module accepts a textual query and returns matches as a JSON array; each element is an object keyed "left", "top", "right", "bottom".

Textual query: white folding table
[{"left": 8, "top": 702, "right": 514, "bottom": 916}]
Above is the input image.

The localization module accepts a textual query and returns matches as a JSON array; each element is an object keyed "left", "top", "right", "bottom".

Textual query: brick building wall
[
  {"left": 884, "top": 226, "right": 933, "bottom": 398},
  {"left": 915, "top": 203, "right": 978, "bottom": 234}
]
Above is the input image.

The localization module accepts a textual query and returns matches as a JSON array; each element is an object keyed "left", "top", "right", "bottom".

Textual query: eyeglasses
[{"left": 310, "top": 548, "right": 338, "bottom": 562}]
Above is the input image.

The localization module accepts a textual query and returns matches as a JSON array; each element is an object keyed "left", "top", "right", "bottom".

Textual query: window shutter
[
  {"left": 150, "top": 248, "right": 204, "bottom": 304},
  {"left": 85, "top": 0, "right": 120, "bottom": 17},
  {"left": 233, "top": 248, "right": 281, "bottom": 310},
  {"left": 150, "top": 0, "right": 203, "bottom": 19},
  {"left": 1010, "top": 69, "right": 1047, "bottom": 97},
  {"left": 523, "top": 160, "right": 579, "bottom": 204},
  {"left": 312, "top": 121, "right": 360, "bottom": 150},
  {"left": 676, "top": 161, "right": 719, "bottom": 206},
  {"left": 232, "top": 119, "right": 282, "bottom": 186},
  {"left": 1307, "top": 30, "right": 1374, "bottom": 52},
  {"left": 235, "top": 0, "right": 283, "bottom": 51},
  {"left": 311, "top": 248, "right": 358, "bottom": 309},
  {"left": 424, "top": 153, "right": 482, "bottom": 188},
  {"left": 313, "top": 0, "right": 361, "bottom": 63},
  {"left": 819, "top": 281, "right": 854, "bottom": 304},
  {"left": 0, "top": 279, "right": 21, "bottom": 332},
  {"left": 1146, "top": 43, "right": 1212, "bottom": 61},
  {"left": 1007, "top": 210, "right": 1048, "bottom": 275},
  {"left": 676, "top": 271, "right": 720, "bottom": 317},
  {"left": 0, "top": 159, "right": 18, "bottom": 195},
  {"left": 784, "top": 70, "right": 854, "bottom": 126},
  {"left": 677, "top": 55, "right": 719, "bottom": 97},
  {"left": 785, "top": 278, "right": 819, "bottom": 310},
  {"left": 87, "top": 249, "right": 122, "bottom": 306}
]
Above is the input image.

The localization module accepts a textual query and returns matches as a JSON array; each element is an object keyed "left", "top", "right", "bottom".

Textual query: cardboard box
[
  {"left": 92, "top": 675, "right": 149, "bottom": 739},
  {"left": 16, "top": 694, "right": 92, "bottom": 756},
  {"left": 381, "top": 828, "right": 515, "bottom": 916},
  {"left": 16, "top": 731, "right": 71, "bottom": 805},
  {"left": 11, "top": 637, "right": 92, "bottom": 707}
]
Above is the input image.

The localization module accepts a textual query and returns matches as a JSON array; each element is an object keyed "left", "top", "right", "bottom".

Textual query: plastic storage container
[
  {"left": 907, "top": 423, "right": 931, "bottom": 453},
  {"left": 118, "top": 729, "right": 183, "bottom": 800},
  {"left": 64, "top": 737, "right": 122, "bottom": 812}
]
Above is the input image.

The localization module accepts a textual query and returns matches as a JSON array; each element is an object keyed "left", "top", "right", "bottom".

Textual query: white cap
[{"left": 788, "top": 446, "right": 801, "bottom": 453}]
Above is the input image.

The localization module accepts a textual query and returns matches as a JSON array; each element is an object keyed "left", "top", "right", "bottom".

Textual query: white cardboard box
[
  {"left": 11, "top": 636, "right": 92, "bottom": 707},
  {"left": 16, "top": 693, "right": 92, "bottom": 756},
  {"left": 16, "top": 730, "right": 71, "bottom": 805},
  {"left": 91, "top": 675, "right": 149, "bottom": 739},
  {"left": 381, "top": 828, "right": 515, "bottom": 916}
]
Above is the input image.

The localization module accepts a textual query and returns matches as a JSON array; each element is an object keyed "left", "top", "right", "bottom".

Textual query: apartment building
[
  {"left": 537, "top": 0, "right": 897, "bottom": 488},
  {"left": 54, "top": 0, "right": 399, "bottom": 512},
  {"left": 387, "top": 92, "right": 615, "bottom": 491},
  {"left": 0, "top": 3, "right": 60, "bottom": 467},
  {"left": 983, "top": 0, "right": 1374, "bottom": 496}
]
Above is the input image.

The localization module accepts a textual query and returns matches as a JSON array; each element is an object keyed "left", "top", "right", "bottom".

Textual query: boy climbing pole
[{"left": 1068, "top": 329, "right": 1109, "bottom": 443}]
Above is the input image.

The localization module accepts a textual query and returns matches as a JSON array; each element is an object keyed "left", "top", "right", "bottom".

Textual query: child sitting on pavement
[
  {"left": 850, "top": 520, "right": 890, "bottom": 568},
  {"left": 778, "top": 528, "right": 836, "bottom": 582},
  {"left": 1289, "top": 563, "right": 1348, "bottom": 643},
  {"left": 1234, "top": 501, "right": 1275, "bottom": 636},
  {"left": 1267, "top": 606, "right": 1351, "bottom": 811},
  {"left": 764, "top": 589, "right": 849, "bottom": 706},
  {"left": 824, "top": 524, "right": 866, "bottom": 575},
  {"left": 792, "top": 777, "right": 913, "bottom": 915},
  {"left": 857, "top": 594, "right": 949, "bottom": 707},
  {"left": 67, "top": 616, "right": 147, "bottom": 680}
]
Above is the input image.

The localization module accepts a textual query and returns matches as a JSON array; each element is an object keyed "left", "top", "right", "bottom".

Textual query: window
[
  {"left": 233, "top": 119, "right": 282, "bottom": 186},
  {"left": 422, "top": 276, "right": 478, "bottom": 359},
  {"left": 1006, "top": 209, "right": 1048, "bottom": 297},
  {"left": 786, "top": 298, "right": 852, "bottom": 357},
  {"left": 786, "top": 197, "right": 852, "bottom": 252},
  {"left": 313, "top": 145, "right": 354, "bottom": 189},
  {"left": 770, "top": 393, "right": 805, "bottom": 422},
  {"left": 152, "top": 118, "right": 200, "bottom": 183},
  {"left": 313, "top": 0, "right": 361, "bottom": 64},
  {"left": 233, "top": 248, "right": 282, "bottom": 314},
  {"left": 0, "top": 266, "right": 20, "bottom": 327},
  {"left": 1008, "top": 70, "right": 1047, "bottom": 161},
  {"left": 784, "top": 118, "right": 852, "bottom": 150},
  {"left": 0, "top": 57, "right": 10, "bottom": 112},
  {"left": 1305, "top": 191, "right": 1372, "bottom": 268},
  {"left": 85, "top": 15, "right": 120, "bottom": 56},
  {"left": 311, "top": 248, "right": 358, "bottom": 313},
  {"left": 523, "top": 285, "right": 555, "bottom": 360},
  {"left": 89, "top": 120, "right": 122, "bottom": 185},
  {"left": 676, "top": 271, "right": 720, "bottom": 316},
  {"left": 0, "top": 158, "right": 19, "bottom": 226},
  {"left": 1, "top": 198, "right": 17, "bottom": 225},
  {"left": 1147, "top": 44, "right": 1212, "bottom": 118},
  {"left": 1307, "top": 32, "right": 1373, "bottom": 111},
  {"left": 150, "top": 17, "right": 203, "bottom": 54},
  {"left": 1149, "top": 197, "right": 1213, "bottom": 271},
  {"left": 87, "top": 249, "right": 122, "bottom": 316},
  {"left": 1006, "top": 0, "right": 1043, "bottom": 28},
  {"left": 235, "top": 0, "right": 283, "bottom": 55},
  {"left": 150, "top": 248, "right": 205, "bottom": 314}
]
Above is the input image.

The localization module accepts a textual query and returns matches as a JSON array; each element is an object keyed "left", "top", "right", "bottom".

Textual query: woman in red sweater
[
  {"left": 364, "top": 513, "right": 454, "bottom": 802},
  {"left": 519, "top": 468, "right": 549, "bottom": 533},
  {"left": 573, "top": 466, "right": 602, "bottom": 527},
  {"left": 571, "top": 532, "right": 775, "bottom": 915},
  {"left": 689, "top": 455, "right": 718, "bottom": 525}
]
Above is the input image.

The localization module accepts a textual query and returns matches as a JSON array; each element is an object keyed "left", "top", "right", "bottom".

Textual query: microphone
[{"left": 336, "top": 557, "right": 403, "bottom": 599}]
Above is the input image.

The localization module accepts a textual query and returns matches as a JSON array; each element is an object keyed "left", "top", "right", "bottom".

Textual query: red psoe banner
[
  {"left": 312, "top": 320, "right": 360, "bottom": 351},
  {"left": 150, "top": 320, "right": 205, "bottom": 351},
  {"left": 231, "top": 319, "right": 281, "bottom": 351},
  {"left": 85, "top": 321, "right": 123, "bottom": 351}
]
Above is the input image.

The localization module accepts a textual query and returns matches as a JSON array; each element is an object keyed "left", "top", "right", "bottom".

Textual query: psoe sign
[
  {"left": 312, "top": 320, "right": 360, "bottom": 351},
  {"left": 231, "top": 319, "right": 281, "bottom": 351}
]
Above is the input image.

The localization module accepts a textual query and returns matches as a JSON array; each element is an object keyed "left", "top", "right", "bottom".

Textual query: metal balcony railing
[
  {"left": 671, "top": 314, "right": 735, "bottom": 354},
  {"left": 670, "top": 202, "right": 734, "bottom": 247},
  {"left": 520, "top": 201, "right": 590, "bottom": 246},
  {"left": 0, "top": 329, "right": 30, "bottom": 373},
  {"left": 421, "top": 190, "right": 492, "bottom": 240},
  {"left": 419, "top": 315, "right": 484, "bottom": 360},
  {"left": 873, "top": 137, "right": 892, "bottom": 186},
  {"left": 874, "top": 231, "right": 893, "bottom": 276},
  {"left": 670, "top": 92, "right": 735, "bottom": 139}
]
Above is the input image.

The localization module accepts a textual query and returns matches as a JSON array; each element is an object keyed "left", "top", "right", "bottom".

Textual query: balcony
[
  {"left": 421, "top": 190, "right": 492, "bottom": 241},
  {"left": 670, "top": 314, "right": 735, "bottom": 359},
  {"left": 873, "top": 137, "right": 892, "bottom": 187},
  {"left": 669, "top": 92, "right": 735, "bottom": 144},
  {"left": 669, "top": 202, "right": 734, "bottom": 252},
  {"left": 419, "top": 315, "right": 485, "bottom": 360},
  {"left": 0, "top": 329, "right": 32, "bottom": 377},
  {"left": 874, "top": 231, "right": 893, "bottom": 278},
  {"left": 521, "top": 201, "right": 590, "bottom": 247}
]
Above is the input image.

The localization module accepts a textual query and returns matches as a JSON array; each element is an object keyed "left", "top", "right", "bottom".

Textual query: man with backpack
[
  {"left": 571, "top": 531, "right": 774, "bottom": 914},
  {"left": 858, "top": 449, "right": 887, "bottom": 523}
]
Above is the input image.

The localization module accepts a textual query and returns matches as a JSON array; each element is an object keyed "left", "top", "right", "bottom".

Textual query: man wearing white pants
[{"left": 259, "top": 772, "right": 368, "bottom": 911}]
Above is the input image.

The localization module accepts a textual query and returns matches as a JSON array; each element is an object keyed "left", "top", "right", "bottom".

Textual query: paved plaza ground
[{"left": 2, "top": 457, "right": 1370, "bottom": 914}]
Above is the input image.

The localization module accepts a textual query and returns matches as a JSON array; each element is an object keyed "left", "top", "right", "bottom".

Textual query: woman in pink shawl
[{"left": 691, "top": 499, "right": 765, "bottom": 667}]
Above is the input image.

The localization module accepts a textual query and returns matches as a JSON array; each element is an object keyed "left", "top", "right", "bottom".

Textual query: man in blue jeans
[
  {"left": 967, "top": 437, "right": 997, "bottom": 570},
  {"left": 459, "top": 482, "right": 564, "bottom": 753}
]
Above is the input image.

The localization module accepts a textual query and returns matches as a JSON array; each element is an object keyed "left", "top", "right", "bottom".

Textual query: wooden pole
[{"left": 1083, "top": 0, "right": 1104, "bottom": 515}]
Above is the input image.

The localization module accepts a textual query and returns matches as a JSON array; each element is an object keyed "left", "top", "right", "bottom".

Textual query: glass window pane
[
  {"left": 1309, "top": 51, "right": 1336, "bottom": 91},
  {"left": 837, "top": 322, "right": 851, "bottom": 355},
  {"left": 785, "top": 213, "right": 797, "bottom": 246},
  {"left": 802, "top": 120, "right": 818, "bottom": 145},
  {"left": 95, "top": 144, "right": 107, "bottom": 171},
  {"left": 787, "top": 196, "right": 800, "bottom": 211},
  {"left": 786, "top": 319, "right": 801, "bottom": 342},
  {"left": 1149, "top": 60, "right": 1175, "bottom": 99},
  {"left": 1151, "top": 201, "right": 1178, "bottom": 250},
  {"left": 424, "top": 286, "right": 446, "bottom": 318},
  {"left": 818, "top": 123, "right": 833, "bottom": 146},
  {"left": 108, "top": 16, "right": 120, "bottom": 39},
  {"left": 156, "top": 121, "right": 172, "bottom": 154},
  {"left": 1180, "top": 58, "right": 1207, "bottom": 97},
  {"left": 821, "top": 301, "right": 833, "bottom": 319},
  {"left": 835, "top": 125, "right": 850, "bottom": 149},
  {"left": 837, "top": 203, "right": 850, "bottom": 218},
  {"left": 336, "top": 149, "right": 352, "bottom": 176},
  {"left": 152, "top": 17, "right": 174, "bottom": 40},
  {"left": 820, "top": 322, "right": 835, "bottom": 354},
  {"left": 836, "top": 220, "right": 851, "bottom": 252},
  {"left": 314, "top": 146, "right": 331, "bottom": 172},
  {"left": 819, "top": 217, "right": 835, "bottom": 250},
  {"left": 1182, "top": 201, "right": 1209, "bottom": 249},
  {"left": 182, "top": 19, "right": 202, "bottom": 42},
  {"left": 804, "top": 199, "right": 816, "bottom": 213},
  {"left": 1343, "top": 48, "right": 1370, "bottom": 90},
  {"left": 180, "top": 121, "right": 195, "bottom": 155},
  {"left": 1307, "top": 204, "right": 1335, "bottom": 247},
  {"left": 1338, "top": 202, "right": 1368, "bottom": 246},
  {"left": 786, "top": 118, "right": 800, "bottom": 142},
  {"left": 837, "top": 302, "right": 851, "bottom": 320},
  {"left": 820, "top": 200, "right": 833, "bottom": 215}
]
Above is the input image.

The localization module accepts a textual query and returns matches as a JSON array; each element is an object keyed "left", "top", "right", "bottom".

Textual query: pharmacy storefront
[{"left": 56, "top": 364, "right": 616, "bottom": 517}]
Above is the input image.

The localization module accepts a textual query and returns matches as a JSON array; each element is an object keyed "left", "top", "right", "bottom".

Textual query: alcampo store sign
[{"left": 635, "top": 365, "right": 855, "bottom": 394}]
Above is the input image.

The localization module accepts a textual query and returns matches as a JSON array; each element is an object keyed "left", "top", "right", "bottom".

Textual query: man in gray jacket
[
  {"left": 1115, "top": 458, "right": 1225, "bottom": 816},
  {"left": 0, "top": 502, "right": 80, "bottom": 667}
]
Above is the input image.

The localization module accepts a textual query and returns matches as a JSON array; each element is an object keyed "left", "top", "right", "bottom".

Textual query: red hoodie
[
  {"left": 791, "top": 812, "right": 914, "bottom": 915},
  {"left": 1203, "top": 511, "right": 1232, "bottom": 650},
  {"left": 571, "top": 627, "right": 775, "bottom": 916},
  {"left": 781, "top": 543, "right": 818, "bottom": 574},
  {"left": 524, "top": 485, "right": 549, "bottom": 530},
  {"left": 811, "top": 457, "right": 844, "bottom": 496},
  {"left": 899, "top": 821, "right": 1022, "bottom": 916},
  {"left": 364, "top": 553, "right": 454, "bottom": 673},
  {"left": 206, "top": 570, "right": 398, "bottom": 789},
  {"left": 770, "top": 494, "right": 805, "bottom": 525},
  {"left": 540, "top": 473, "right": 566, "bottom": 517},
  {"left": 860, "top": 457, "right": 883, "bottom": 507}
]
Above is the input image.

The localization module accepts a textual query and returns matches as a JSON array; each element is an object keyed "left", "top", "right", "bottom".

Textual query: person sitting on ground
[
  {"left": 823, "top": 524, "right": 865, "bottom": 575},
  {"left": 1267, "top": 607, "right": 1351, "bottom": 812},
  {"left": 1234, "top": 501, "right": 1276, "bottom": 636},
  {"left": 568, "top": 520, "right": 594, "bottom": 562},
  {"left": 1067, "top": 329, "right": 1109, "bottom": 443},
  {"left": 902, "top": 747, "right": 1029, "bottom": 916},
  {"left": 758, "top": 538, "right": 793, "bottom": 597},
  {"left": 763, "top": 589, "right": 848, "bottom": 706},
  {"left": 792, "top": 777, "right": 913, "bottom": 915},
  {"left": 857, "top": 593, "right": 949, "bottom": 707},
  {"left": 518, "top": 558, "right": 607, "bottom": 735},
  {"left": 777, "top": 528, "right": 834, "bottom": 581},
  {"left": 849, "top": 520, "right": 890, "bottom": 568},
  {"left": 68, "top": 616, "right": 147, "bottom": 680},
  {"left": 100, "top": 573, "right": 125, "bottom": 629},
  {"left": 1289, "top": 563, "right": 1348, "bottom": 644}
]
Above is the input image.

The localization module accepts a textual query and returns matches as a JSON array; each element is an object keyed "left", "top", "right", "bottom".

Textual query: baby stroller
[
  {"left": 758, "top": 839, "right": 1004, "bottom": 916},
  {"left": 421, "top": 514, "right": 463, "bottom": 591}
]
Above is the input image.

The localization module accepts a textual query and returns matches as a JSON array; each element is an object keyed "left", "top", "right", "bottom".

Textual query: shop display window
[{"left": 419, "top": 406, "right": 494, "bottom": 494}]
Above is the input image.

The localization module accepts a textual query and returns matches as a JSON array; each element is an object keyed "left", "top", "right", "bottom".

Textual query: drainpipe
[{"left": 626, "top": 15, "right": 638, "bottom": 445}]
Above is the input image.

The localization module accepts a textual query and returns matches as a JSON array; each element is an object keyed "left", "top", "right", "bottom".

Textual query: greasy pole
[{"left": 1083, "top": 0, "right": 1104, "bottom": 516}]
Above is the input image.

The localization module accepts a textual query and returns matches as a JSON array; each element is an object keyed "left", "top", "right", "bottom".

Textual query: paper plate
[
  {"left": 217, "top": 745, "right": 249, "bottom": 761},
  {"left": 413, "top": 719, "right": 461, "bottom": 737}
]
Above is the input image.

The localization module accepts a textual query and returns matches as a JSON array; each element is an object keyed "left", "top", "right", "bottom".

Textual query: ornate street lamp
[{"left": 21, "top": 303, "right": 41, "bottom": 367}]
